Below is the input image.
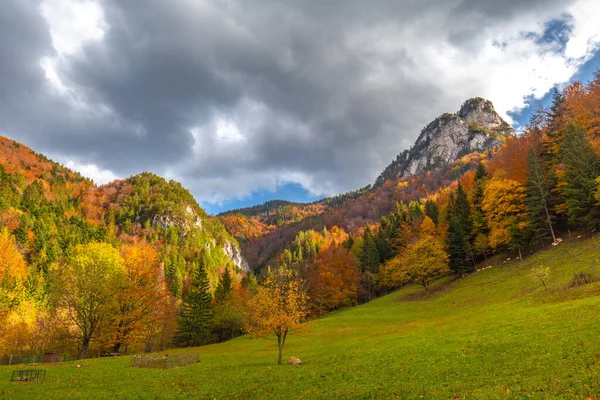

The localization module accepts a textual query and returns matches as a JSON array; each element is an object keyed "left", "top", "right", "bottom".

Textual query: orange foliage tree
[
  {"left": 245, "top": 267, "right": 308, "bottom": 365},
  {"left": 482, "top": 178, "right": 528, "bottom": 254},
  {"left": 105, "top": 240, "right": 165, "bottom": 353},
  {"left": 306, "top": 244, "right": 360, "bottom": 315}
]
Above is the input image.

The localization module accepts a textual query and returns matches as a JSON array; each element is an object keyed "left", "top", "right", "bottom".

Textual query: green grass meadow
[{"left": 2, "top": 238, "right": 600, "bottom": 399}]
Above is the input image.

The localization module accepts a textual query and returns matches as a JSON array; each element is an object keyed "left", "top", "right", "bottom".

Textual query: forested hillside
[
  {"left": 220, "top": 73, "right": 600, "bottom": 317},
  {"left": 0, "top": 140, "right": 247, "bottom": 358}
]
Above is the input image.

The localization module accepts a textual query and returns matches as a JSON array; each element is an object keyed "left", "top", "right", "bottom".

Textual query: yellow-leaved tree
[
  {"left": 0, "top": 227, "right": 28, "bottom": 286},
  {"left": 0, "top": 228, "right": 30, "bottom": 352},
  {"left": 245, "top": 267, "right": 308, "bottom": 365},
  {"left": 104, "top": 240, "right": 164, "bottom": 353},
  {"left": 53, "top": 242, "right": 125, "bottom": 359},
  {"left": 380, "top": 216, "right": 449, "bottom": 292},
  {"left": 482, "top": 178, "right": 529, "bottom": 259}
]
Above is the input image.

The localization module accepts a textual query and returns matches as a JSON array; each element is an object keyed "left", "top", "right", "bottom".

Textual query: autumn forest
[{"left": 2, "top": 71, "right": 600, "bottom": 370}]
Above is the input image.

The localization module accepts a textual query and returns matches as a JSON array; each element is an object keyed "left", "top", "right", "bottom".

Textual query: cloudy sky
[{"left": 2, "top": 0, "right": 600, "bottom": 214}]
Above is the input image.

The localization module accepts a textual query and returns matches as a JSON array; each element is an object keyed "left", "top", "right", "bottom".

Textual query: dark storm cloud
[{"left": 0, "top": 0, "right": 592, "bottom": 203}]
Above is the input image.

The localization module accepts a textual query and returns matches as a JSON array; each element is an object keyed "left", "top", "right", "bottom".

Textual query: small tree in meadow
[
  {"left": 245, "top": 267, "right": 308, "bottom": 365},
  {"left": 531, "top": 265, "right": 551, "bottom": 290}
]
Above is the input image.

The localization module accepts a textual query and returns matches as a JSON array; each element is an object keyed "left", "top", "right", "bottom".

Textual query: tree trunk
[
  {"left": 543, "top": 203, "right": 557, "bottom": 244},
  {"left": 276, "top": 330, "right": 288, "bottom": 365},
  {"left": 78, "top": 339, "right": 90, "bottom": 360},
  {"left": 113, "top": 342, "right": 122, "bottom": 353}
]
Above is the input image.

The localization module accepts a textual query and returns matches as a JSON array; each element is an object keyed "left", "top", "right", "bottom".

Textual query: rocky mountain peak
[
  {"left": 374, "top": 98, "right": 514, "bottom": 187},
  {"left": 458, "top": 97, "right": 513, "bottom": 133}
]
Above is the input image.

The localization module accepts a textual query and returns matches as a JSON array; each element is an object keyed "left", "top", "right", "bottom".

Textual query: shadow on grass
[{"left": 397, "top": 276, "right": 460, "bottom": 302}]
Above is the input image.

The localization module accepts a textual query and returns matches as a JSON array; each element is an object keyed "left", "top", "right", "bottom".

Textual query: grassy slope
[{"left": 3, "top": 238, "right": 600, "bottom": 399}]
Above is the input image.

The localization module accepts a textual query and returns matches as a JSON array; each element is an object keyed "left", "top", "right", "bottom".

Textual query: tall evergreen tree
[
  {"left": 375, "top": 228, "right": 393, "bottom": 263},
  {"left": 360, "top": 226, "right": 380, "bottom": 273},
  {"left": 173, "top": 261, "right": 214, "bottom": 347},
  {"left": 526, "top": 149, "right": 557, "bottom": 244},
  {"left": 214, "top": 267, "right": 233, "bottom": 303},
  {"left": 471, "top": 164, "right": 490, "bottom": 261},
  {"left": 447, "top": 184, "right": 473, "bottom": 275},
  {"left": 424, "top": 199, "right": 439, "bottom": 225},
  {"left": 561, "top": 125, "right": 600, "bottom": 229}
]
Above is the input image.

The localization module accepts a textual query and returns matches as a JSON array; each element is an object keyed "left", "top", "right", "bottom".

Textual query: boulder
[{"left": 288, "top": 356, "right": 302, "bottom": 365}]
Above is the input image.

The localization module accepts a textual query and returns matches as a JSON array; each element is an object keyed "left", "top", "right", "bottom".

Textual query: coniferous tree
[
  {"left": 173, "top": 261, "right": 214, "bottom": 347},
  {"left": 360, "top": 226, "right": 380, "bottom": 273},
  {"left": 424, "top": 199, "right": 439, "bottom": 225},
  {"left": 375, "top": 228, "right": 393, "bottom": 263},
  {"left": 561, "top": 125, "right": 600, "bottom": 229},
  {"left": 214, "top": 267, "right": 233, "bottom": 303},
  {"left": 471, "top": 163, "right": 489, "bottom": 260},
  {"left": 447, "top": 184, "right": 473, "bottom": 275},
  {"left": 526, "top": 149, "right": 557, "bottom": 244}
]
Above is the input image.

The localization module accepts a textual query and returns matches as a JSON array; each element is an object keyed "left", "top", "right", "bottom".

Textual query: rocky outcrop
[
  {"left": 150, "top": 205, "right": 202, "bottom": 233},
  {"left": 223, "top": 241, "right": 249, "bottom": 271},
  {"left": 375, "top": 98, "right": 513, "bottom": 186},
  {"left": 150, "top": 205, "right": 247, "bottom": 271}
]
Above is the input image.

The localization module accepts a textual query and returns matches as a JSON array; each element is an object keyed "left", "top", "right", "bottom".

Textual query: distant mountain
[
  {"left": 375, "top": 97, "right": 513, "bottom": 186},
  {"left": 219, "top": 98, "right": 509, "bottom": 270}
]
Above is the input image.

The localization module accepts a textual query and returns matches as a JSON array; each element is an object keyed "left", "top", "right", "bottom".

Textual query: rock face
[
  {"left": 223, "top": 241, "right": 249, "bottom": 271},
  {"left": 150, "top": 205, "right": 202, "bottom": 233},
  {"left": 150, "top": 205, "right": 247, "bottom": 271},
  {"left": 375, "top": 98, "right": 513, "bottom": 186}
]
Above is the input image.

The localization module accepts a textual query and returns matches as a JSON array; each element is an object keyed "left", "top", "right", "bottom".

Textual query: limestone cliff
[{"left": 375, "top": 98, "right": 513, "bottom": 186}]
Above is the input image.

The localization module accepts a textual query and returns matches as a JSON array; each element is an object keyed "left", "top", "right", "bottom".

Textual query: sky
[{"left": 1, "top": 0, "right": 599, "bottom": 215}]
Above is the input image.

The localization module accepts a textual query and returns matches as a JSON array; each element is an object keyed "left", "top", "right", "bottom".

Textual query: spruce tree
[
  {"left": 375, "top": 228, "right": 393, "bottom": 263},
  {"left": 173, "top": 261, "right": 214, "bottom": 347},
  {"left": 561, "top": 125, "right": 600, "bottom": 229},
  {"left": 526, "top": 149, "right": 557, "bottom": 244},
  {"left": 447, "top": 184, "right": 473, "bottom": 275},
  {"left": 471, "top": 163, "right": 489, "bottom": 260},
  {"left": 424, "top": 199, "right": 439, "bottom": 225},
  {"left": 214, "top": 267, "right": 233, "bottom": 303},
  {"left": 360, "top": 226, "right": 380, "bottom": 273}
]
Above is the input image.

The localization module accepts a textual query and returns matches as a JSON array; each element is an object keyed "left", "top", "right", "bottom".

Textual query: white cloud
[
  {"left": 40, "top": 0, "right": 107, "bottom": 56},
  {"left": 5, "top": 0, "right": 600, "bottom": 209},
  {"left": 64, "top": 160, "right": 119, "bottom": 184}
]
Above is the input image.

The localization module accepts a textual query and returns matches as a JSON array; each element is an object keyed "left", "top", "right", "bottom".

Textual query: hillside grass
[{"left": 2, "top": 237, "right": 600, "bottom": 399}]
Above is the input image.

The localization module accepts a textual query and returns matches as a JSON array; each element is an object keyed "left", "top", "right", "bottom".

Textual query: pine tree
[
  {"left": 360, "top": 226, "right": 380, "bottom": 273},
  {"left": 375, "top": 228, "right": 393, "bottom": 263},
  {"left": 173, "top": 261, "right": 214, "bottom": 347},
  {"left": 471, "top": 163, "right": 489, "bottom": 260},
  {"left": 214, "top": 267, "right": 233, "bottom": 303},
  {"left": 526, "top": 149, "right": 557, "bottom": 244},
  {"left": 447, "top": 184, "right": 473, "bottom": 275},
  {"left": 424, "top": 199, "right": 439, "bottom": 225},
  {"left": 561, "top": 125, "right": 600, "bottom": 229},
  {"left": 508, "top": 217, "right": 527, "bottom": 261}
]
